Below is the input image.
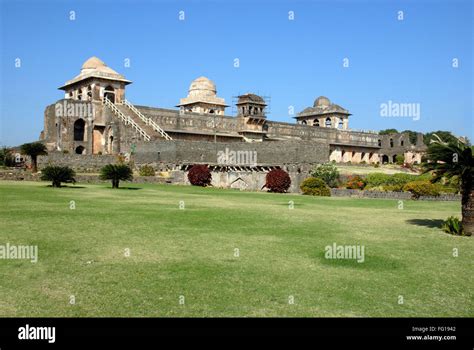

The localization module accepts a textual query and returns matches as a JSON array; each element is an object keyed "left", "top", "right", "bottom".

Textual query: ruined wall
[{"left": 379, "top": 133, "right": 426, "bottom": 163}]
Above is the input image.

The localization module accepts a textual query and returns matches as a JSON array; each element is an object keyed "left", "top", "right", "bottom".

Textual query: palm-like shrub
[
  {"left": 188, "top": 164, "right": 212, "bottom": 187},
  {"left": 422, "top": 135, "right": 473, "bottom": 236},
  {"left": 100, "top": 164, "right": 133, "bottom": 188},
  {"left": 441, "top": 216, "right": 463, "bottom": 236},
  {"left": 40, "top": 166, "right": 76, "bottom": 187},
  {"left": 300, "top": 177, "right": 331, "bottom": 196},
  {"left": 311, "top": 163, "right": 340, "bottom": 187},
  {"left": 265, "top": 168, "right": 291, "bottom": 193},
  {"left": 20, "top": 142, "right": 47, "bottom": 172}
]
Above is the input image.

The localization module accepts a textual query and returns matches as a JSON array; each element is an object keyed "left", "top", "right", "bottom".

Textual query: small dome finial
[{"left": 314, "top": 96, "right": 331, "bottom": 107}]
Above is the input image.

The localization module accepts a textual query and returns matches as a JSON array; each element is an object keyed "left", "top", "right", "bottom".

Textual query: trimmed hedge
[
  {"left": 300, "top": 177, "right": 331, "bottom": 196},
  {"left": 139, "top": 165, "right": 155, "bottom": 176},
  {"left": 403, "top": 180, "right": 440, "bottom": 199}
]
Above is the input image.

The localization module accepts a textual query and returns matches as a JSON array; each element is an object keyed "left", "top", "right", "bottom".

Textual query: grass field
[{"left": 0, "top": 181, "right": 472, "bottom": 317}]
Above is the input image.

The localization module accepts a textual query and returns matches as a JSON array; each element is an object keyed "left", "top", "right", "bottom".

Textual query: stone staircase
[{"left": 103, "top": 98, "right": 172, "bottom": 141}]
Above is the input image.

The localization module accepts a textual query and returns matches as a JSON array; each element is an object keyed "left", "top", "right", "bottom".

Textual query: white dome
[
  {"left": 188, "top": 76, "right": 217, "bottom": 97},
  {"left": 81, "top": 56, "right": 106, "bottom": 70}
]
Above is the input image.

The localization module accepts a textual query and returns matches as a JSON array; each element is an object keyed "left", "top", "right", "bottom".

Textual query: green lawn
[{"left": 0, "top": 181, "right": 472, "bottom": 317}]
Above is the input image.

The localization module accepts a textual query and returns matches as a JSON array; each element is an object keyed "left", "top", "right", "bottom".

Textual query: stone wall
[
  {"left": 132, "top": 140, "right": 329, "bottom": 166},
  {"left": 330, "top": 188, "right": 461, "bottom": 201},
  {"left": 38, "top": 153, "right": 117, "bottom": 172}
]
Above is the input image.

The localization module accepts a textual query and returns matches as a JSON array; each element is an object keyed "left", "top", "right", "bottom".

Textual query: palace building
[{"left": 39, "top": 57, "right": 426, "bottom": 190}]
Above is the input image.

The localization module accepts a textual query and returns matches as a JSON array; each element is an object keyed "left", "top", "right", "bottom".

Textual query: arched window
[
  {"left": 378, "top": 139, "right": 382, "bottom": 147},
  {"left": 104, "top": 86, "right": 115, "bottom": 103},
  {"left": 301, "top": 120, "right": 307, "bottom": 125},
  {"left": 87, "top": 85, "right": 92, "bottom": 100},
  {"left": 313, "top": 119, "right": 320, "bottom": 127},
  {"left": 325, "top": 117, "right": 332, "bottom": 128},
  {"left": 338, "top": 118, "right": 343, "bottom": 129},
  {"left": 390, "top": 138, "right": 394, "bottom": 147},
  {"left": 74, "top": 119, "right": 85, "bottom": 141},
  {"left": 400, "top": 140, "right": 404, "bottom": 147},
  {"left": 77, "top": 89, "right": 82, "bottom": 101}
]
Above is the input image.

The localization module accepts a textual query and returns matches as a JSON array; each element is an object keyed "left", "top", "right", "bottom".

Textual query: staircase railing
[
  {"left": 103, "top": 98, "right": 151, "bottom": 141},
  {"left": 123, "top": 99, "right": 173, "bottom": 140}
]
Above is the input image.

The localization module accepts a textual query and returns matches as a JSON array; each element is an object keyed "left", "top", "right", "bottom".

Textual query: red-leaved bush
[
  {"left": 345, "top": 175, "right": 366, "bottom": 190},
  {"left": 265, "top": 168, "right": 291, "bottom": 193},
  {"left": 188, "top": 164, "right": 212, "bottom": 187}
]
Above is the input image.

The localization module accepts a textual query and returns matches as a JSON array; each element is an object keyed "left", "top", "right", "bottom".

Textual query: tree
[
  {"left": 100, "top": 164, "right": 133, "bottom": 189},
  {"left": 40, "top": 166, "right": 76, "bottom": 187},
  {"left": 265, "top": 169, "right": 291, "bottom": 193},
  {"left": 20, "top": 142, "right": 47, "bottom": 173},
  {"left": 188, "top": 164, "right": 212, "bottom": 187},
  {"left": 422, "top": 135, "right": 473, "bottom": 236},
  {"left": 379, "top": 129, "right": 399, "bottom": 135},
  {"left": 311, "top": 163, "right": 340, "bottom": 188},
  {"left": 395, "top": 154, "right": 405, "bottom": 165},
  {"left": 0, "top": 147, "right": 15, "bottom": 167},
  {"left": 423, "top": 131, "right": 459, "bottom": 146},
  {"left": 401, "top": 130, "right": 418, "bottom": 145}
]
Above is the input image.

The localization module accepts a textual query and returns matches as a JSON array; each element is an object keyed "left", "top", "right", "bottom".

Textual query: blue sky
[{"left": 0, "top": 0, "right": 472, "bottom": 146}]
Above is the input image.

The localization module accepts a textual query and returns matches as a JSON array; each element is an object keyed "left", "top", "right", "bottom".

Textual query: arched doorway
[
  {"left": 74, "top": 119, "right": 85, "bottom": 141},
  {"left": 325, "top": 117, "right": 332, "bottom": 128},
  {"left": 104, "top": 86, "right": 115, "bottom": 103},
  {"left": 107, "top": 127, "right": 114, "bottom": 154},
  {"left": 75, "top": 146, "right": 85, "bottom": 154},
  {"left": 382, "top": 155, "right": 389, "bottom": 164}
]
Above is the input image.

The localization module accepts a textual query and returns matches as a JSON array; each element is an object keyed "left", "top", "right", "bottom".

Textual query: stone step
[{"left": 115, "top": 105, "right": 160, "bottom": 140}]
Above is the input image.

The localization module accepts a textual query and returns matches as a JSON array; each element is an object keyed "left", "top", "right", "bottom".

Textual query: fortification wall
[
  {"left": 132, "top": 140, "right": 329, "bottom": 166},
  {"left": 38, "top": 153, "right": 117, "bottom": 172}
]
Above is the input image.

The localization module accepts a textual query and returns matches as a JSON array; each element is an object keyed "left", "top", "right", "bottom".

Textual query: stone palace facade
[{"left": 39, "top": 57, "right": 426, "bottom": 191}]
